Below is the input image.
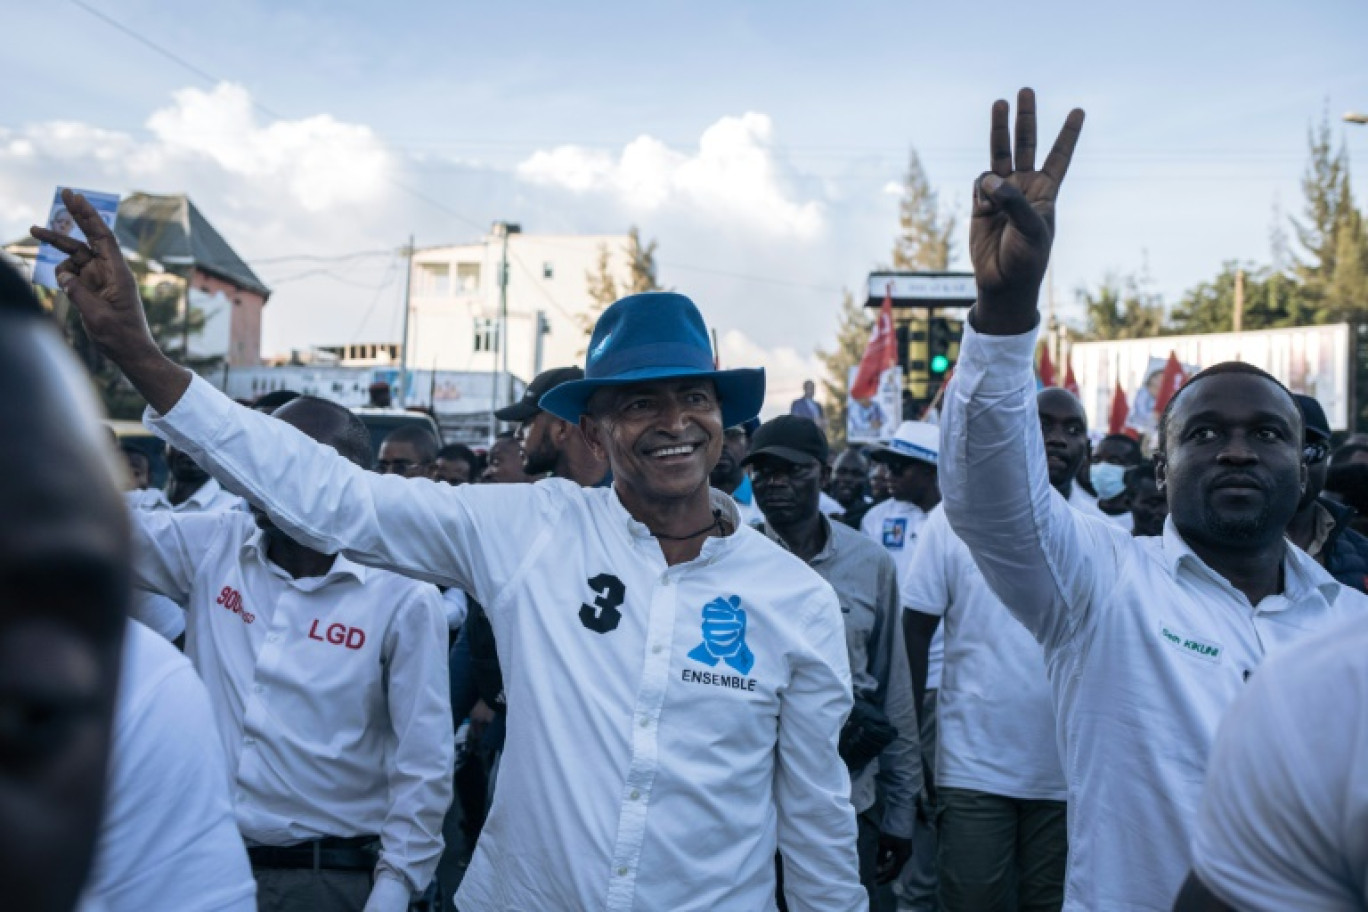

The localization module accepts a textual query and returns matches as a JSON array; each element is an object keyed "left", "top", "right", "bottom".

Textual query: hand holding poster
[{"left": 33, "top": 187, "right": 120, "bottom": 290}]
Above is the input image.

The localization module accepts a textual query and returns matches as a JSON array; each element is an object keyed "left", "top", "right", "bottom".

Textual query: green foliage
[
  {"left": 580, "top": 226, "right": 662, "bottom": 344},
  {"left": 1167, "top": 261, "right": 1313, "bottom": 335},
  {"left": 890, "top": 148, "right": 955, "bottom": 271},
  {"left": 1078, "top": 273, "right": 1167, "bottom": 340},
  {"left": 815, "top": 290, "right": 869, "bottom": 450}
]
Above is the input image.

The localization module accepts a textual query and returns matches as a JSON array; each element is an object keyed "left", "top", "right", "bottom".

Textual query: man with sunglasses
[
  {"left": 1285, "top": 394, "right": 1368, "bottom": 593},
  {"left": 747, "top": 416, "right": 919, "bottom": 911}
]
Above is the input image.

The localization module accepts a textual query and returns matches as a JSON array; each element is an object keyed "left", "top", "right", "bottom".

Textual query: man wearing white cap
[{"left": 859, "top": 420, "right": 942, "bottom": 912}]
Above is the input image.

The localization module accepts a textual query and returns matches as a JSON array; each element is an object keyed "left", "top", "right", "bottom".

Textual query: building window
[
  {"left": 456, "top": 263, "right": 481, "bottom": 293},
  {"left": 416, "top": 263, "right": 452, "bottom": 296},
  {"left": 473, "top": 318, "right": 499, "bottom": 353},
  {"left": 542, "top": 261, "right": 554, "bottom": 279}
]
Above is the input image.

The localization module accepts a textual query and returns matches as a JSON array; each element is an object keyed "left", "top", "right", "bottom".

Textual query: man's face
[
  {"left": 752, "top": 455, "right": 827, "bottom": 527},
  {"left": 376, "top": 440, "right": 431, "bottom": 478},
  {"left": 482, "top": 439, "right": 532, "bottom": 484},
  {"left": 1128, "top": 477, "right": 1168, "bottom": 536},
  {"left": 0, "top": 323, "right": 127, "bottom": 912},
  {"left": 709, "top": 426, "right": 749, "bottom": 490},
  {"left": 434, "top": 457, "right": 472, "bottom": 486},
  {"left": 868, "top": 460, "right": 891, "bottom": 501},
  {"left": 886, "top": 457, "right": 937, "bottom": 504},
  {"left": 1158, "top": 373, "right": 1305, "bottom": 550},
  {"left": 166, "top": 445, "right": 208, "bottom": 486},
  {"left": 518, "top": 411, "right": 561, "bottom": 477},
  {"left": 122, "top": 450, "right": 149, "bottom": 490},
  {"left": 1038, "top": 389, "right": 1089, "bottom": 490},
  {"left": 582, "top": 379, "right": 724, "bottom": 505},
  {"left": 1093, "top": 437, "right": 1140, "bottom": 466},
  {"left": 829, "top": 451, "right": 868, "bottom": 507}
]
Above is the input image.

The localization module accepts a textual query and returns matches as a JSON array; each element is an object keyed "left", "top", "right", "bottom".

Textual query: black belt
[{"left": 247, "top": 835, "right": 379, "bottom": 872}]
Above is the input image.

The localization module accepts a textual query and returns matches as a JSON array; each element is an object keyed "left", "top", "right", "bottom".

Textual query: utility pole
[
  {"left": 487, "top": 222, "right": 512, "bottom": 443},
  {"left": 499, "top": 224, "right": 510, "bottom": 408},
  {"left": 397, "top": 234, "right": 414, "bottom": 407}
]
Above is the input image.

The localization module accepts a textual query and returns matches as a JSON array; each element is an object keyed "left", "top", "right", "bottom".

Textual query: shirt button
[
  {"left": 617, "top": 867, "right": 629, "bottom": 877},
  {"left": 630, "top": 789, "right": 640, "bottom": 800},
  {"left": 652, "top": 644, "right": 663, "bottom": 654},
  {"left": 639, "top": 717, "right": 650, "bottom": 728}
]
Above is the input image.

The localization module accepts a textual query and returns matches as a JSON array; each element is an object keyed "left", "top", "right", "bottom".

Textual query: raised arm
[
  {"left": 940, "top": 89, "right": 1114, "bottom": 650},
  {"left": 34, "top": 195, "right": 557, "bottom": 600}
]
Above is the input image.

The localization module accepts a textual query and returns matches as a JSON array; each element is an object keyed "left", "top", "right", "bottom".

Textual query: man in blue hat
[{"left": 38, "top": 191, "right": 865, "bottom": 912}]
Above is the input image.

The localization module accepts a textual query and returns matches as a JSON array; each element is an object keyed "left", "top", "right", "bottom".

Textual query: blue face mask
[{"left": 1090, "top": 462, "right": 1128, "bottom": 501}]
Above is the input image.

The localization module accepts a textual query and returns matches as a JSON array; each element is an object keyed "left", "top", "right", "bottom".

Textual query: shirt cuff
[
  {"left": 956, "top": 320, "right": 1039, "bottom": 395},
  {"left": 362, "top": 872, "right": 412, "bottom": 912},
  {"left": 143, "top": 372, "right": 236, "bottom": 450}
]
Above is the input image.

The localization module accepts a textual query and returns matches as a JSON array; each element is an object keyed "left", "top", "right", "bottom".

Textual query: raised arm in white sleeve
[
  {"left": 938, "top": 322, "right": 1120, "bottom": 652},
  {"left": 146, "top": 374, "right": 565, "bottom": 606},
  {"left": 368, "top": 585, "right": 455, "bottom": 911},
  {"left": 774, "top": 590, "right": 866, "bottom": 912}
]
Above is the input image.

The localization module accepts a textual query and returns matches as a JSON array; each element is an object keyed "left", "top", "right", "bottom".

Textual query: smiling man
[
  {"left": 35, "top": 196, "right": 863, "bottom": 912},
  {"left": 938, "top": 88, "right": 1368, "bottom": 911}
]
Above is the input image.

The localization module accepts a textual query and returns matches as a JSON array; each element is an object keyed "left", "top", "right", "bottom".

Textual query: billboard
[
  {"left": 1070, "top": 323, "right": 1351, "bottom": 434},
  {"left": 847, "top": 365, "right": 903, "bottom": 443}
]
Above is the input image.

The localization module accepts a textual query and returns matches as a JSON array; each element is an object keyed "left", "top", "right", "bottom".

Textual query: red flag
[
  {"left": 1108, "top": 381, "right": 1129, "bottom": 434},
  {"left": 1063, "top": 353, "right": 1079, "bottom": 396},
  {"left": 1152, "top": 351, "right": 1187, "bottom": 416},
  {"left": 1038, "top": 344, "right": 1057, "bottom": 388},
  {"left": 850, "top": 288, "right": 897, "bottom": 400}
]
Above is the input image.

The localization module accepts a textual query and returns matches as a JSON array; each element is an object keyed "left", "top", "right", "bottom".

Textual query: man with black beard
[
  {"left": 502, "top": 367, "right": 608, "bottom": 486},
  {"left": 938, "top": 87, "right": 1368, "bottom": 911}
]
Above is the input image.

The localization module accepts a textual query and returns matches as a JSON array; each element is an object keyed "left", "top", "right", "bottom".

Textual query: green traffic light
[{"left": 930, "top": 354, "right": 951, "bottom": 374}]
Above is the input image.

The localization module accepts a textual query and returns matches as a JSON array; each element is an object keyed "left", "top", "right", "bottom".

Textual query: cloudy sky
[{"left": 2, "top": 0, "right": 1365, "bottom": 410}]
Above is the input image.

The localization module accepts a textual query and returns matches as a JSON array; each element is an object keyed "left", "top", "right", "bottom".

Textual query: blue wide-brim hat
[{"left": 539, "top": 291, "right": 765, "bottom": 428}]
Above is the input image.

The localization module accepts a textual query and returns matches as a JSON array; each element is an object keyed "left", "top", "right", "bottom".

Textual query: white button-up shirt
[
  {"left": 146, "top": 375, "right": 864, "bottom": 912},
  {"left": 127, "top": 476, "right": 243, "bottom": 513},
  {"left": 128, "top": 508, "right": 453, "bottom": 899},
  {"left": 940, "top": 322, "right": 1368, "bottom": 911},
  {"left": 1192, "top": 615, "right": 1368, "bottom": 911}
]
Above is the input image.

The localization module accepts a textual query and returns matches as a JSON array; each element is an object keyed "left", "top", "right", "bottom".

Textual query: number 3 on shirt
[{"left": 580, "top": 573, "right": 626, "bottom": 634}]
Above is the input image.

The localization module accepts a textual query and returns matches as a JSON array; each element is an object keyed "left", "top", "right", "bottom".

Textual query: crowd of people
[{"left": 3, "top": 88, "right": 1365, "bottom": 912}]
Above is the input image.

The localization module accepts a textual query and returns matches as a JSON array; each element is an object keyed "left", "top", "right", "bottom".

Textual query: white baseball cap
[{"left": 870, "top": 420, "right": 939, "bottom": 466}]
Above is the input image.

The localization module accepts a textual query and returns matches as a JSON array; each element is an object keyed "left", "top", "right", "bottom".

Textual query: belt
[{"left": 247, "top": 835, "right": 379, "bottom": 872}]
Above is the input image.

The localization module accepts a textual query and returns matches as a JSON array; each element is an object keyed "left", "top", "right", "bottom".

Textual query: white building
[{"left": 404, "top": 225, "right": 634, "bottom": 395}]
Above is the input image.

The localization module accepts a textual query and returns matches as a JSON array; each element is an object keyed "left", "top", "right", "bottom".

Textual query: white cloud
[
  {"left": 517, "top": 112, "right": 825, "bottom": 240},
  {"left": 717, "top": 328, "right": 827, "bottom": 419}
]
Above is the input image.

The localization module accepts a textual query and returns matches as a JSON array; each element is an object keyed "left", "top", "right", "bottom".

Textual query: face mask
[{"left": 1090, "top": 462, "right": 1128, "bottom": 501}]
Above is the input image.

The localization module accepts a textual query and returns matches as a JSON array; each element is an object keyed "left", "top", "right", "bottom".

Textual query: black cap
[
  {"left": 495, "top": 366, "right": 585, "bottom": 422},
  {"left": 1295, "top": 393, "right": 1331, "bottom": 442},
  {"left": 742, "top": 415, "right": 829, "bottom": 468}
]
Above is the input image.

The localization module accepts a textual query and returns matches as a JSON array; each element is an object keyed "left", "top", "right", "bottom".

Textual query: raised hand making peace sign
[
  {"left": 30, "top": 189, "right": 193, "bottom": 414},
  {"left": 969, "top": 88, "right": 1085, "bottom": 335}
]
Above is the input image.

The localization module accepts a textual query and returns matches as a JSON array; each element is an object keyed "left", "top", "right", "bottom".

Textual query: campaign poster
[
  {"left": 847, "top": 365, "right": 902, "bottom": 444},
  {"left": 33, "top": 187, "right": 120, "bottom": 290}
]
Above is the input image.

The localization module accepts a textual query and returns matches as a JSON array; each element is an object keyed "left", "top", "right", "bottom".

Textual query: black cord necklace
[{"left": 654, "top": 509, "right": 724, "bottom": 541}]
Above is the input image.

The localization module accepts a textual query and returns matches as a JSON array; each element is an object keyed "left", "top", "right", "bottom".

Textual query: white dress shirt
[
  {"left": 939, "top": 322, "right": 1368, "bottom": 912},
  {"left": 902, "top": 506, "right": 1065, "bottom": 801},
  {"left": 146, "top": 374, "right": 864, "bottom": 912},
  {"left": 1192, "top": 615, "right": 1368, "bottom": 912},
  {"left": 80, "top": 621, "right": 256, "bottom": 912},
  {"left": 128, "top": 508, "right": 453, "bottom": 901},
  {"left": 861, "top": 497, "right": 944, "bottom": 690}
]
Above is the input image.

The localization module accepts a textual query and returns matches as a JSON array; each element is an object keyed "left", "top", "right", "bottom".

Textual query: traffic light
[{"left": 928, "top": 317, "right": 955, "bottom": 377}]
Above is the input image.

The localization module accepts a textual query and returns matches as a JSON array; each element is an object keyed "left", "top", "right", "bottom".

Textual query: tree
[
  {"left": 1291, "top": 111, "right": 1368, "bottom": 324},
  {"left": 1077, "top": 273, "right": 1166, "bottom": 340},
  {"left": 579, "top": 226, "right": 661, "bottom": 342},
  {"left": 890, "top": 148, "right": 955, "bottom": 271},
  {"left": 1166, "top": 261, "right": 1315, "bottom": 336},
  {"left": 815, "top": 290, "right": 870, "bottom": 450}
]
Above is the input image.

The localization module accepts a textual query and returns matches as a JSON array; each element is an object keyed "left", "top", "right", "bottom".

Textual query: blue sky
[{"left": 3, "top": 0, "right": 1365, "bottom": 406}]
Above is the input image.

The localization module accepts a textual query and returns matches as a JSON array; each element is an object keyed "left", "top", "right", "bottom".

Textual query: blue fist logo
[{"left": 688, "top": 595, "right": 755, "bottom": 675}]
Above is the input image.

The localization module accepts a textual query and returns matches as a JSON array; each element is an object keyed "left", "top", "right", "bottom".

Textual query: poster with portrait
[
  {"left": 33, "top": 187, "right": 120, "bottom": 290},
  {"left": 847, "top": 365, "right": 902, "bottom": 444}
]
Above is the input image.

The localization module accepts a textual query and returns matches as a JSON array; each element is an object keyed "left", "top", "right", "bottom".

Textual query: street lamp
[{"left": 1345, "top": 112, "right": 1368, "bottom": 125}]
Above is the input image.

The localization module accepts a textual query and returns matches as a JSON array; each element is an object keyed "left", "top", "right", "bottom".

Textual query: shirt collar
[
  {"left": 761, "top": 513, "right": 837, "bottom": 564},
  {"left": 609, "top": 485, "right": 742, "bottom": 564},
  {"left": 181, "top": 477, "right": 225, "bottom": 511},
  {"left": 733, "top": 474, "right": 754, "bottom": 505},
  {"left": 1161, "top": 517, "right": 1341, "bottom": 609},
  {"left": 240, "top": 528, "right": 367, "bottom": 586}
]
